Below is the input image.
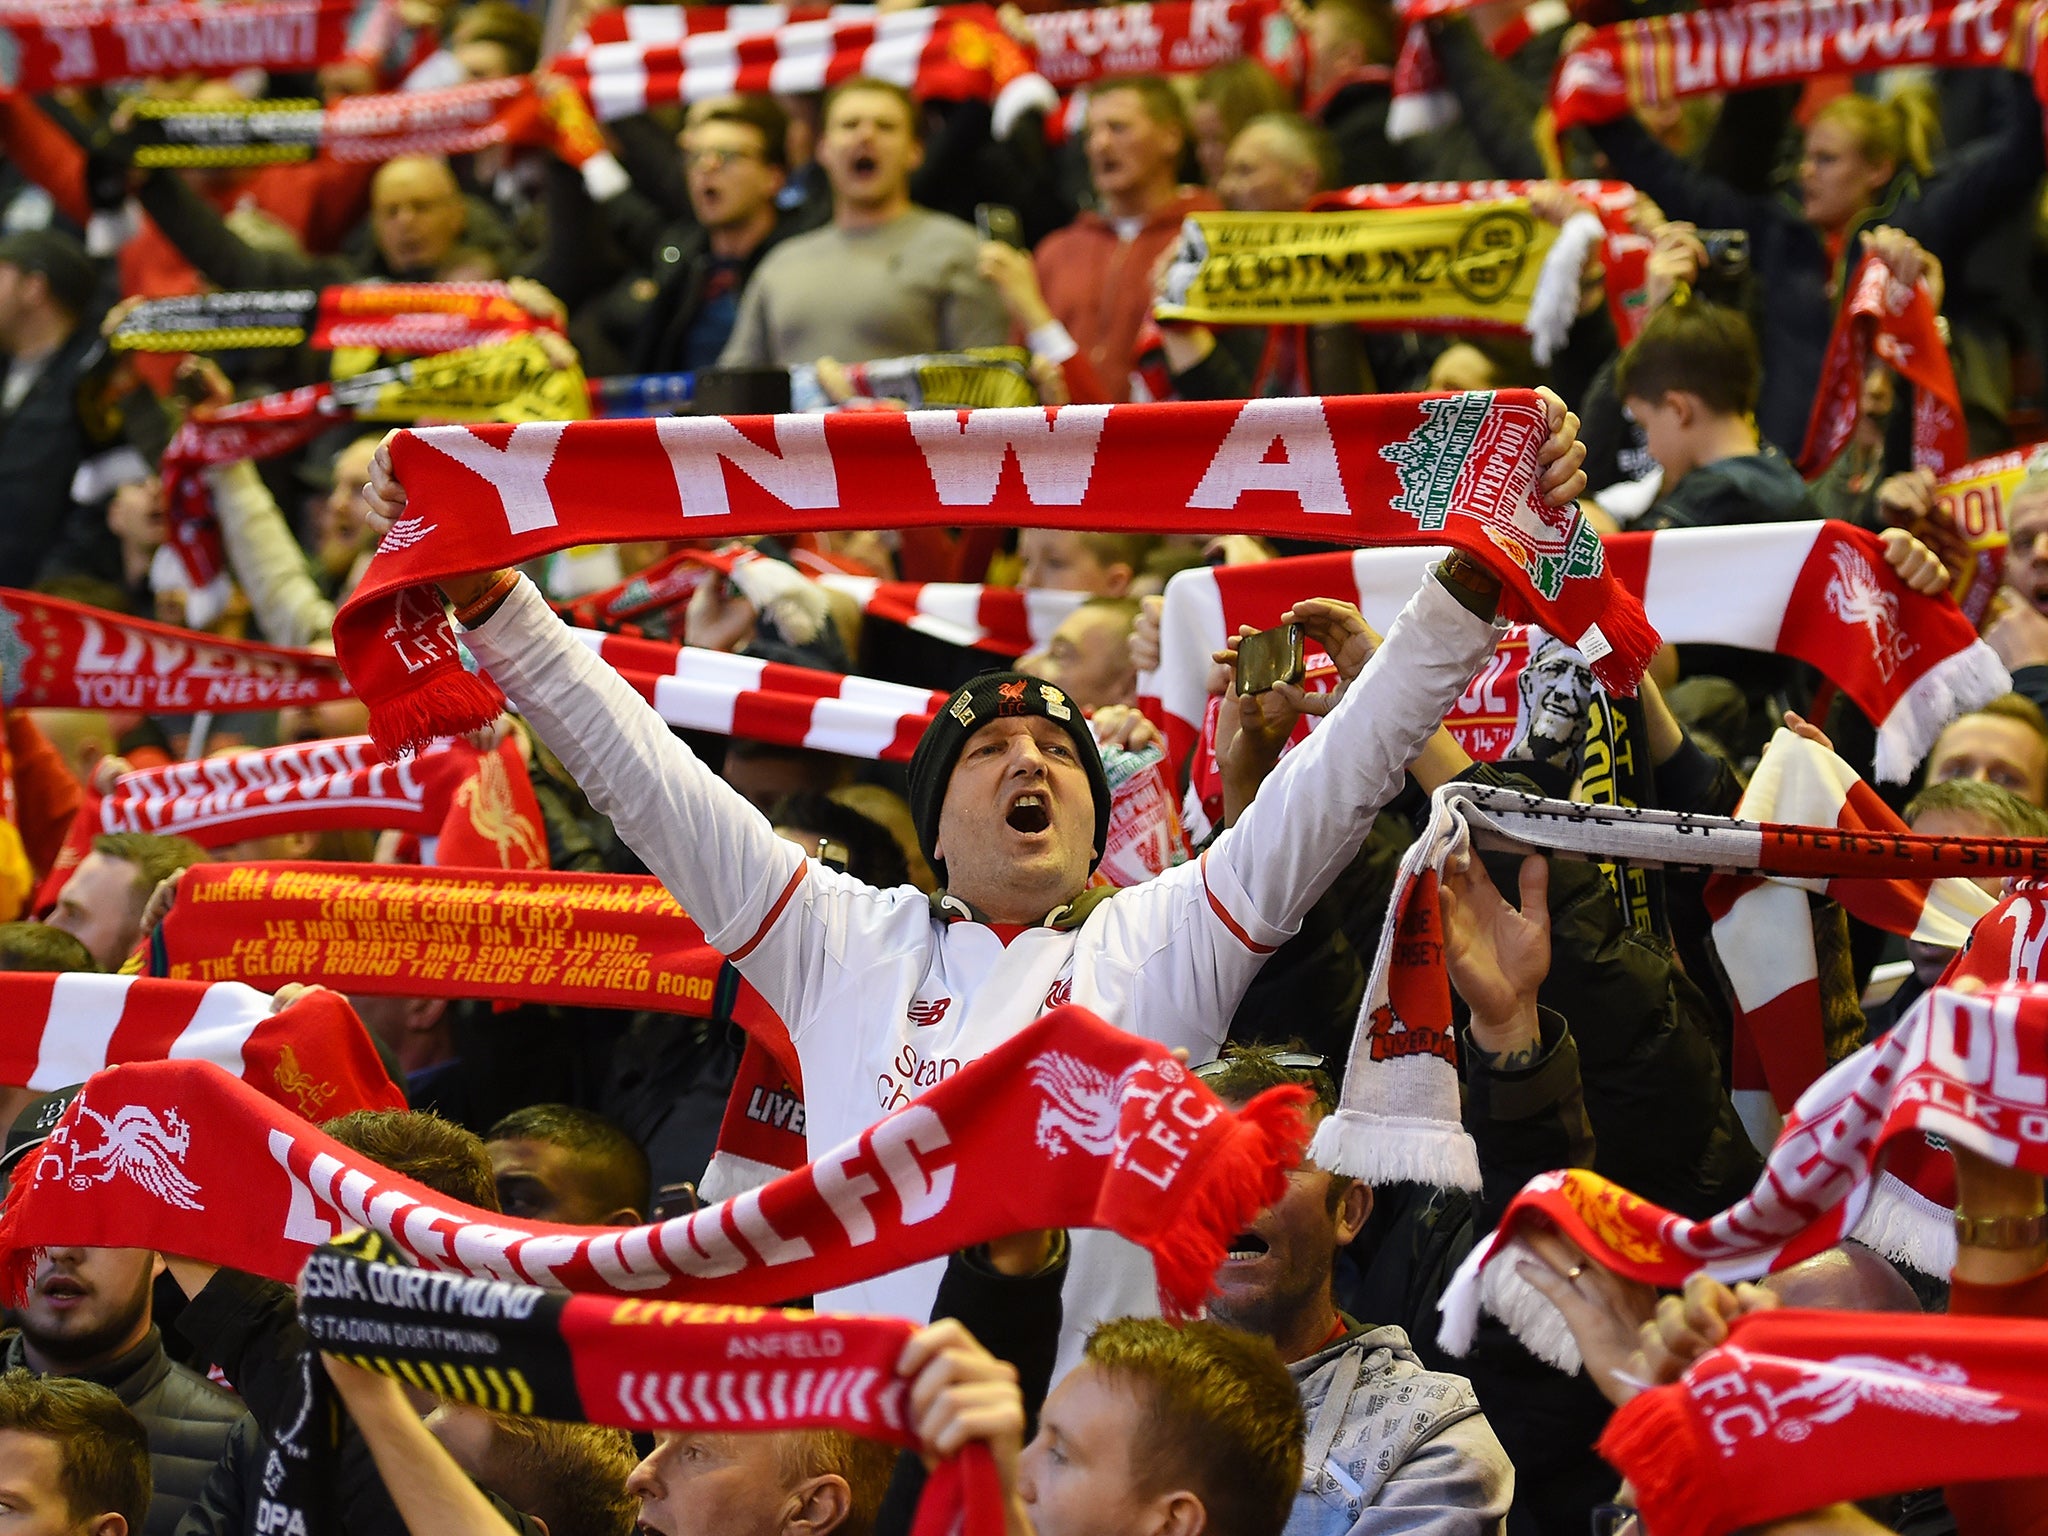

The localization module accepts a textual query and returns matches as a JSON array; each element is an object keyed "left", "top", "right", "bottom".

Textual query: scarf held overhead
[
  {"left": 110, "top": 283, "right": 560, "bottom": 355},
  {"left": 1600, "top": 1310, "right": 2048, "bottom": 1536},
  {"left": 1551, "top": 0, "right": 2025, "bottom": 130},
  {"left": 1799, "top": 253, "right": 1969, "bottom": 479},
  {"left": 339, "top": 393, "right": 1656, "bottom": 755},
  {"left": 0, "top": 589, "right": 353, "bottom": 713},
  {"left": 0, "top": 1007, "right": 1311, "bottom": 1320},
  {"left": 0, "top": 0, "right": 352, "bottom": 92},
  {"left": 1317, "top": 778, "right": 2048, "bottom": 1195},
  {"left": 1438, "top": 971, "right": 2048, "bottom": 1372},
  {"left": 1138, "top": 521, "right": 2008, "bottom": 787},
  {"left": 0, "top": 973, "right": 401, "bottom": 1118},
  {"left": 301, "top": 1231, "right": 1004, "bottom": 1536}
]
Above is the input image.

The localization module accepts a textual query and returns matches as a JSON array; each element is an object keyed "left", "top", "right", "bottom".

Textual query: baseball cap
[{"left": 0, "top": 1085, "right": 85, "bottom": 1178}]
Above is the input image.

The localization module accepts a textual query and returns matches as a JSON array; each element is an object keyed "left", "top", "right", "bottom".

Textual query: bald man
[{"left": 136, "top": 150, "right": 514, "bottom": 290}]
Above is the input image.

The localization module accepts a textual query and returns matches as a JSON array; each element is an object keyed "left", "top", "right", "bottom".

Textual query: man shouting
[{"left": 360, "top": 392, "right": 1587, "bottom": 1368}]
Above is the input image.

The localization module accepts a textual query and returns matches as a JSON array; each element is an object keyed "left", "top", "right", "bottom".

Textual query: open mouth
[
  {"left": 1006, "top": 794, "right": 1050, "bottom": 835},
  {"left": 1224, "top": 1233, "right": 1269, "bottom": 1261},
  {"left": 40, "top": 1276, "right": 86, "bottom": 1303},
  {"left": 850, "top": 152, "right": 878, "bottom": 176}
]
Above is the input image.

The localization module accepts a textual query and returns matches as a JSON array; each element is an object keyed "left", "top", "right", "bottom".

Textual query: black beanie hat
[{"left": 907, "top": 671, "right": 1110, "bottom": 888}]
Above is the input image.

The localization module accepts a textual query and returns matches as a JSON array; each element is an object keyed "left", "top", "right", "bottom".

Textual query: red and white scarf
[
  {"left": 1551, "top": 0, "right": 2024, "bottom": 131},
  {"left": 1318, "top": 778, "right": 2048, "bottom": 1195},
  {"left": 112, "top": 283, "right": 560, "bottom": 356},
  {"left": 83, "top": 734, "right": 549, "bottom": 870},
  {"left": 0, "top": 589, "right": 354, "bottom": 713},
  {"left": 337, "top": 394, "right": 1658, "bottom": 756},
  {"left": 0, "top": 0, "right": 352, "bottom": 92},
  {"left": 1800, "top": 253, "right": 1969, "bottom": 480},
  {"left": 1705, "top": 730, "right": 1994, "bottom": 1121},
  {"left": 1438, "top": 971, "right": 2048, "bottom": 1371},
  {"left": 1139, "top": 521, "right": 2007, "bottom": 787},
  {"left": 1023, "top": 0, "right": 1299, "bottom": 89},
  {"left": 0, "top": 974, "right": 401, "bottom": 1120},
  {"left": 1600, "top": 1310, "right": 2048, "bottom": 1536},
  {"left": 555, "top": 5, "right": 1050, "bottom": 128},
  {"left": 0, "top": 1006, "right": 1311, "bottom": 1322},
  {"left": 1384, "top": 0, "right": 1569, "bottom": 142},
  {"left": 152, "top": 860, "right": 784, "bottom": 1041}
]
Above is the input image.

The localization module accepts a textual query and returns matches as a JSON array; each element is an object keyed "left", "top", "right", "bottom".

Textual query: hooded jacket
[
  {"left": 1288, "top": 1321, "right": 1513, "bottom": 1536},
  {"left": 3, "top": 1326, "right": 244, "bottom": 1536}
]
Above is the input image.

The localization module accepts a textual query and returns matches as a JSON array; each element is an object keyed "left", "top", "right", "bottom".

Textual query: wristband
[
  {"left": 1954, "top": 1210, "right": 2048, "bottom": 1250},
  {"left": 451, "top": 571, "right": 519, "bottom": 629}
]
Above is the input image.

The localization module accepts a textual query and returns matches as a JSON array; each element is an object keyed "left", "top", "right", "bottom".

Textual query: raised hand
[
  {"left": 1536, "top": 386, "right": 1587, "bottom": 508},
  {"left": 1516, "top": 1226, "right": 1659, "bottom": 1407},
  {"left": 1439, "top": 851, "right": 1549, "bottom": 1056}
]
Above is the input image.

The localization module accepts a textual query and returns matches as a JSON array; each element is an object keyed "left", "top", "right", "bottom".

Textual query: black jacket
[
  {"left": 0, "top": 318, "right": 111, "bottom": 587},
  {"left": 169, "top": 1268, "right": 541, "bottom": 1536},
  {"left": 3, "top": 1328, "right": 243, "bottom": 1536}
]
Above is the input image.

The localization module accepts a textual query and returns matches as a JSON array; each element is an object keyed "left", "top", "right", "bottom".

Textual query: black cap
[
  {"left": 0, "top": 1085, "right": 85, "bottom": 1178},
  {"left": 0, "top": 229, "right": 98, "bottom": 319},
  {"left": 906, "top": 671, "right": 1110, "bottom": 888}
]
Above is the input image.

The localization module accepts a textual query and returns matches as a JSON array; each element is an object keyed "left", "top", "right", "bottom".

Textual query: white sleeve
[
  {"left": 460, "top": 577, "right": 808, "bottom": 964},
  {"left": 1090, "top": 575, "right": 1500, "bottom": 1056}
]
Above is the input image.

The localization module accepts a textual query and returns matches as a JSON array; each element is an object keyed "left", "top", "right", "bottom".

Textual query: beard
[{"left": 21, "top": 1273, "right": 153, "bottom": 1370}]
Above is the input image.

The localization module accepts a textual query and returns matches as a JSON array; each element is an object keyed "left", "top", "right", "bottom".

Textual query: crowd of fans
[{"left": 1, "top": 0, "right": 2047, "bottom": 1533}]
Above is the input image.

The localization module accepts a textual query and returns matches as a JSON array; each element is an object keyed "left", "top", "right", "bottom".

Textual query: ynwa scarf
[
  {"left": 0, "top": 1007, "right": 1311, "bottom": 1322},
  {"left": 0, "top": 0, "right": 351, "bottom": 92},
  {"left": 160, "top": 334, "right": 588, "bottom": 589},
  {"left": 556, "top": 5, "right": 1046, "bottom": 125},
  {"left": 338, "top": 393, "right": 1656, "bottom": 755},
  {"left": 1706, "top": 729, "right": 1994, "bottom": 1117},
  {"left": 0, "top": 973, "right": 401, "bottom": 1119},
  {"left": 1138, "top": 520, "right": 2008, "bottom": 787},
  {"left": 1022, "top": 0, "right": 1298, "bottom": 88},
  {"left": 110, "top": 283, "right": 558, "bottom": 355},
  {"left": 1154, "top": 204, "right": 1600, "bottom": 366},
  {"left": 151, "top": 860, "right": 785, "bottom": 1044},
  {"left": 301, "top": 1231, "right": 1005, "bottom": 1536},
  {"left": 1800, "top": 254, "right": 1970, "bottom": 480},
  {"left": 0, "top": 589, "right": 352, "bottom": 713},
  {"left": 1601, "top": 1310, "right": 2048, "bottom": 1536},
  {"left": 1317, "top": 778, "right": 2048, "bottom": 1195},
  {"left": 84, "top": 734, "right": 549, "bottom": 870},
  {"left": 1436, "top": 973, "right": 2048, "bottom": 1371},
  {"left": 1551, "top": 0, "right": 2024, "bottom": 131},
  {"left": 1315, "top": 180, "right": 1653, "bottom": 351}
]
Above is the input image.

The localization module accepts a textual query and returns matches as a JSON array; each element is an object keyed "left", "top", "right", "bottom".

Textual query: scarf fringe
[
  {"left": 1572, "top": 585, "right": 1659, "bottom": 699},
  {"left": 1594, "top": 1390, "right": 1710, "bottom": 1536},
  {"left": 368, "top": 670, "right": 506, "bottom": 760},
  {"left": 1150, "top": 1086, "right": 1313, "bottom": 1321},
  {"left": 1436, "top": 1233, "right": 1582, "bottom": 1371},
  {"left": 1309, "top": 1108, "right": 1483, "bottom": 1193},
  {"left": 1386, "top": 87, "right": 1459, "bottom": 142},
  {"left": 1527, "top": 212, "right": 1602, "bottom": 366},
  {"left": 1872, "top": 639, "right": 2011, "bottom": 783},
  {"left": 1847, "top": 1170, "right": 1957, "bottom": 1276},
  {"left": 0, "top": 1172, "right": 38, "bottom": 1307}
]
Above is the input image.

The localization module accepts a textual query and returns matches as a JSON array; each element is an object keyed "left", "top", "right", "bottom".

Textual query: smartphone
[
  {"left": 975, "top": 203, "right": 1025, "bottom": 249},
  {"left": 1235, "top": 623, "right": 1305, "bottom": 696}
]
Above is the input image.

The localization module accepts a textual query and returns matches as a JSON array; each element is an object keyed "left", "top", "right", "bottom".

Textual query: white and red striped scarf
[
  {"left": 1138, "top": 522, "right": 2008, "bottom": 788},
  {"left": 0, "top": 0, "right": 352, "bottom": 93},
  {"left": 554, "top": 5, "right": 1050, "bottom": 127},
  {"left": 74, "top": 735, "right": 549, "bottom": 871},
  {"left": 1384, "top": 0, "right": 1570, "bottom": 142},
  {"left": 1315, "top": 777, "right": 2045, "bottom": 1195},
  {"left": 1705, "top": 730, "right": 1994, "bottom": 1133},
  {"left": 0, "top": 973, "right": 402, "bottom": 1120},
  {"left": 1023, "top": 0, "right": 1300, "bottom": 89},
  {"left": 1551, "top": 0, "right": 2025, "bottom": 132},
  {"left": 1436, "top": 973, "right": 2048, "bottom": 1373}
]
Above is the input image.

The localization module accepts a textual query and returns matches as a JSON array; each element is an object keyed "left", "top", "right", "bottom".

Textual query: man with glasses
[{"left": 1194, "top": 1044, "right": 1513, "bottom": 1536}]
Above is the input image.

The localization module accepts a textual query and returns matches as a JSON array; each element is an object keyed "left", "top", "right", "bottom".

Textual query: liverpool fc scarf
[
  {"left": 1318, "top": 778, "right": 2048, "bottom": 1194},
  {"left": 1024, "top": 0, "right": 1298, "bottom": 87},
  {"left": 1705, "top": 730, "right": 1995, "bottom": 1117},
  {"left": 111, "top": 284, "right": 559, "bottom": 356},
  {"left": 0, "top": 0, "right": 351, "bottom": 92},
  {"left": 1436, "top": 974, "right": 2048, "bottom": 1370},
  {"left": 1138, "top": 521, "right": 2007, "bottom": 786},
  {"left": 85, "top": 735, "right": 548, "bottom": 870},
  {"left": 0, "top": 590, "right": 353, "bottom": 712},
  {"left": 0, "top": 1007, "right": 1312, "bottom": 1321},
  {"left": 1551, "top": 0, "right": 2023, "bottom": 131},
  {"left": 1383, "top": 0, "right": 1570, "bottom": 142},
  {"left": 1799, "top": 254, "right": 1969, "bottom": 480},
  {"left": 302, "top": 1231, "right": 1005, "bottom": 1536},
  {"left": 555, "top": 5, "right": 1046, "bottom": 125},
  {"left": 338, "top": 393, "right": 1656, "bottom": 755},
  {"left": 0, "top": 973, "right": 402, "bottom": 1120},
  {"left": 1600, "top": 1310, "right": 2048, "bottom": 1536},
  {"left": 1153, "top": 204, "right": 1600, "bottom": 366}
]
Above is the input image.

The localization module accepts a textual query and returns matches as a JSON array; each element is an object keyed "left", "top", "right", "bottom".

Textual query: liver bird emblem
[
  {"left": 1822, "top": 541, "right": 1917, "bottom": 683},
  {"left": 273, "top": 1044, "right": 337, "bottom": 1118},
  {"left": 453, "top": 750, "right": 547, "bottom": 868},
  {"left": 1027, "top": 1051, "right": 1143, "bottom": 1158},
  {"left": 1719, "top": 1346, "right": 2017, "bottom": 1445},
  {"left": 52, "top": 1103, "right": 205, "bottom": 1211}
]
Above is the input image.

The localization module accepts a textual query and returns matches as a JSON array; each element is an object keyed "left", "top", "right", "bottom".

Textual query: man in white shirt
[{"left": 361, "top": 393, "right": 1586, "bottom": 1369}]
